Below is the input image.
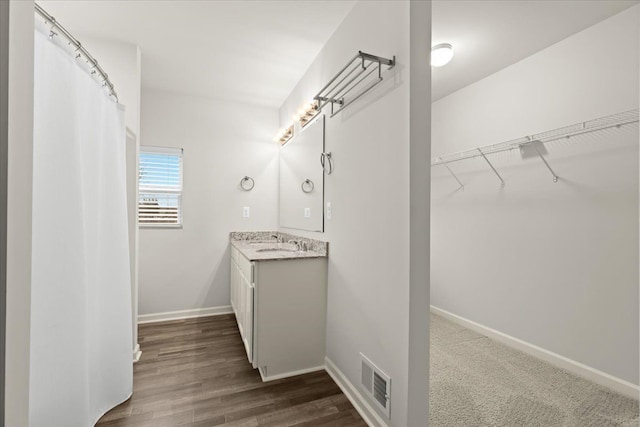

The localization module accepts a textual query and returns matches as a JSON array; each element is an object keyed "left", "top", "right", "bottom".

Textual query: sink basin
[{"left": 256, "top": 248, "right": 297, "bottom": 253}]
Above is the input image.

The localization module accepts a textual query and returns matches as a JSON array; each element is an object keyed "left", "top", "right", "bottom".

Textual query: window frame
[{"left": 138, "top": 145, "right": 183, "bottom": 229}]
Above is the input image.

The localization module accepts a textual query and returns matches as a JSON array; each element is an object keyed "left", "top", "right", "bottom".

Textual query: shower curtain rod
[{"left": 34, "top": 2, "right": 118, "bottom": 101}]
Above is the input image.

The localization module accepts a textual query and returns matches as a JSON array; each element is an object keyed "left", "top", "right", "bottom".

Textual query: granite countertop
[{"left": 230, "top": 231, "right": 328, "bottom": 262}]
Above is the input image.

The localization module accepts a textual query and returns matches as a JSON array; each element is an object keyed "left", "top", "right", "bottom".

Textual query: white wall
[
  {"left": 6, "top": 1, "right": 34, "bottom": 425},
  {"left": 431, "top": 6, "right": 639, "bottom": 385},
  {"left": 278, "top": 2, "right": 431, "bottom": 425},
  {"left": 82, "top": 37, "right": 141, "bottom": 135},
  {"left": 139, "top": 90, "right": 279, "bottom": 316},
  {"left": 125, "top": 128, "right": 139, "bottom": 357},
  {"left": 407, "top": 2, "right": 432, "bottom": 424},
  {"left": 0, "top": 0, "right": 7, "bottom": 419}
]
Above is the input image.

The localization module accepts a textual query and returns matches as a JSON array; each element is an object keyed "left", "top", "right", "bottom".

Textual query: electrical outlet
[
  {"left": 243, "top": 207, "right": 250, "bottom": 218},
  {"left": 326, "top": 202, "right": 332, "bottom": 220}
]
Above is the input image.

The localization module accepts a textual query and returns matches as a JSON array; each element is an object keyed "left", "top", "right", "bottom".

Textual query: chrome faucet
[{"left": 271, "top": 234, "right": 284, "bottom": 243}]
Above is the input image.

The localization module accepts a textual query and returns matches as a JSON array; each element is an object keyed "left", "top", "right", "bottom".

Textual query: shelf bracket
[
  {"left": 532, "top": 143, "right": 558, "bottom": 183},
  {"left": 477, "top": 149, "right": 505, "bottom": 187},
  {"left": 438, "top": 157, "right": 464, "bottom": 190}
]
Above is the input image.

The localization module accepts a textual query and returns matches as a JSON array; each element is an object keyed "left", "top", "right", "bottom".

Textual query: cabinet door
[
  {"left": 230, "top": 259, "right": 238, "bottom": 315},
  {"left": 235, "top": 263, "right": 241, "bottom": 319},
  {"left": 244, "top": 280, "right": 254, "bottom": 364},
  {"left": 240, "top": 272, "right": 253, "bottom": 363},
  {"left": 237, "top": 269, "right": 245, "bottom": 339}
]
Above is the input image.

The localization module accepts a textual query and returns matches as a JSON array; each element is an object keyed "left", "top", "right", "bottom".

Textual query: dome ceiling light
[{"left": 431, "top": 43, "right": 454, "bottom": 67}]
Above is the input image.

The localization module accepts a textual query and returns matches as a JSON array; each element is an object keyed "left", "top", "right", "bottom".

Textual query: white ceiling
[
  {"left": 432, "top": 0, "right": 639, "bottom": 101},
  {"left": 39, "top": 1, "right": 356, "bottom": 107},
  {"left": 39, "top": 1, "right": 639, "bottom": 106}
]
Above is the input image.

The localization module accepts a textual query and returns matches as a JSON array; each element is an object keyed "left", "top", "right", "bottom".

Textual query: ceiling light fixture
[{"left": 431, "top": 43, "right": 454, "bottom": 67}]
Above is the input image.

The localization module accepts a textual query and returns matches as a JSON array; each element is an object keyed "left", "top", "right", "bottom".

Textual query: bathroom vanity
[{"left": 229, "top": 231, "right": 328, "bottom": 382}]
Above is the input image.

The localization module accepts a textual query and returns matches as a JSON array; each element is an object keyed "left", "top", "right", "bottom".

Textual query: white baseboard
[
  {"left": 132, "top": 343, "right": 142, "bottom": 363},
  {"left": 325, "top": 357, "right": 390, "bottom": 427},
  {"left": 258, "top": 365, "right": 325, "bottom": 382},
  {"left": 138, "top": 305, "right": 233, "bottom": 324},
  {"left": 430, "top": 305, "right": 640, "bottom": 400}
]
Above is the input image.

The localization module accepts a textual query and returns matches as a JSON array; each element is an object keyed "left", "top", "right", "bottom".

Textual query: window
[{"left": 138, "top": 146, "right": 183, "bottom": 227}]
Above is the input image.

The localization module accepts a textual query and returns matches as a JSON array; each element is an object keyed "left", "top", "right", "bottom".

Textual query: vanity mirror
[{"left": 279, "top": 115, "right": 324, "bottom": 232}]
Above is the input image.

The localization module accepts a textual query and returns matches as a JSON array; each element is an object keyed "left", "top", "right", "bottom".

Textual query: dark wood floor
[{"left": 96, "top": 314, "right": 367, "bottom": 427}]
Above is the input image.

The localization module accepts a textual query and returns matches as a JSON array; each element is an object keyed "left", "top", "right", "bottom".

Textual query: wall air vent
[{"left": 360, "top": 353, "right": 391, "bottom": 419}]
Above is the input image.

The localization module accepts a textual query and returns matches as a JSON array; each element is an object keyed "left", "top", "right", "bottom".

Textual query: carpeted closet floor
[{"left": 429, "top": 313, "right": 639, "bottom": 427}]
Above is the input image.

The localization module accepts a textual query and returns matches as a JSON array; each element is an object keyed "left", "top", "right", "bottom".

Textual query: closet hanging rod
[
  {"left": 34, "top": 3, "right": 118, "bottom": 101},
  {"left": 431, "top": 109, "right": 638, "bottom": 167}
]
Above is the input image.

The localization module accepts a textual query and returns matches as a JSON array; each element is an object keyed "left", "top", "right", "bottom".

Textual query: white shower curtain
[{"left": 30, "top": 30, "right": 133, "bottom": 427}]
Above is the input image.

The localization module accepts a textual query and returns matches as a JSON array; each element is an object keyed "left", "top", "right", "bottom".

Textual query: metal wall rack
[
  {"left": 314, "top": 51, "right": 395, "bottom": 118},
  {"left": 431, "top": 109, "right": 639, "bottom": 189}
]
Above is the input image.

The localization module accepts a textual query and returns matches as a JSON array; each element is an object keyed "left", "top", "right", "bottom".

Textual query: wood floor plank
[{"left": 96, "top": 314, "right": 365, "bottom": 427}]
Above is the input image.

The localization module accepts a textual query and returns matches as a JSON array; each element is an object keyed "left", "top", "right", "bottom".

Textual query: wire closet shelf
[
  {"left": 432, "top": 109, "right": 639, "bottom": 187},
  {"left": 34, "top": 2, "right": 118, "bottom": 101}
]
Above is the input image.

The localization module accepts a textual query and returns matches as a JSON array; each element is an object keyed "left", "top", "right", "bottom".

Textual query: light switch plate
[
  {"left": 326, "top": 202, "right": 332, "bottom": 220},
  {"left": 243, "top": 207, "right": 250, "bottom": 218},
  {"left": 304, "top": 207, "right": 311, "bottom": 218}
]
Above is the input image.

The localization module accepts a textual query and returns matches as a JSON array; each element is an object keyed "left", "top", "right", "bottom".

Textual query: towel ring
[
  {"left": 320, "top": 152, "right": 333, "bottom": 174},
  {"left": 240, "top": 176, "right": 255, "bottom": 191},
  {"left": 301, "top": 179, "right": 314, "bottom": 193}
]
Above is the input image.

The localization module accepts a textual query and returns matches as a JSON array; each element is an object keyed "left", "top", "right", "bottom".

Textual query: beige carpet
[{"left": 429, "top": 313, "right": 639, "bottom": 427}]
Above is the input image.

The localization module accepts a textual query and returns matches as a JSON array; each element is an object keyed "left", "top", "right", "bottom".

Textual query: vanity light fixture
[
  {"left": 431, "top": 43, "right": 454, "bottom": 67},
  {"left": 273, "top": 125, "right": 294, "bottom": 145},
  {"left": 296, "top": 100, "right": 320, "bottom": 127}
]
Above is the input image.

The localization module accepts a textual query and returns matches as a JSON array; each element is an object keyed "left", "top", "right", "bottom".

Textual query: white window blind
[{"left": 139, "top": 146, "right": 183, "bottom": 227}]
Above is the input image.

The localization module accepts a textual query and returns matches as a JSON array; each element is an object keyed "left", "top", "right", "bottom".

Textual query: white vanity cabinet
[
  {"left": 230, "top": 244, "right": 327, "bottom": 381},
  {"left": 230, "top": 246, "right": 254, "bottom": 363}
]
